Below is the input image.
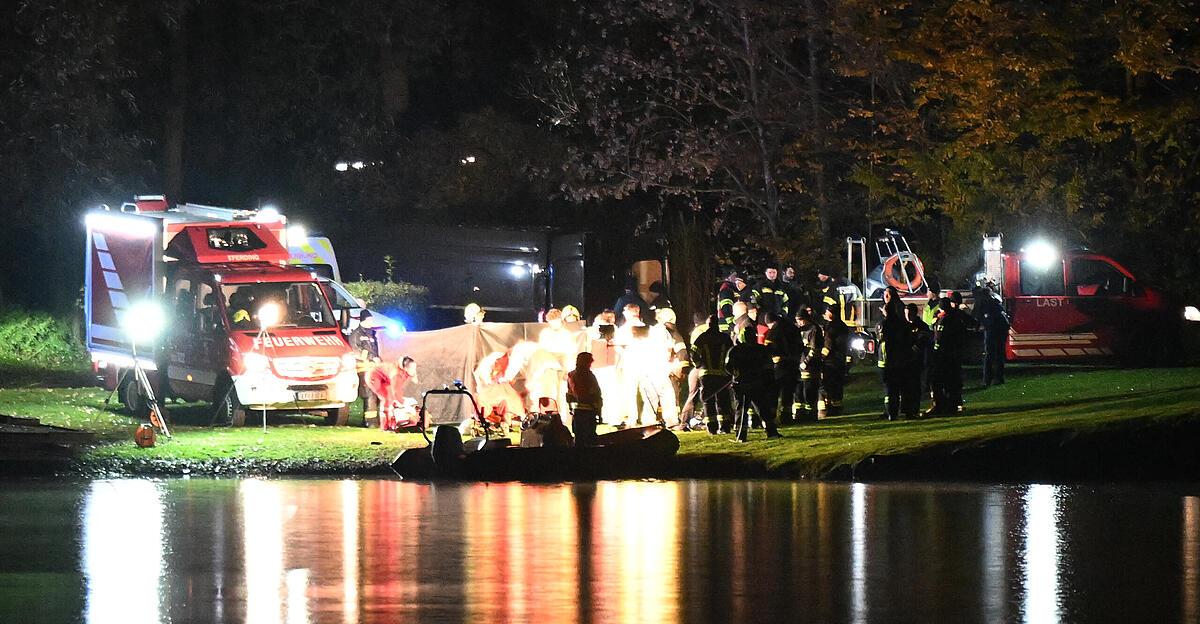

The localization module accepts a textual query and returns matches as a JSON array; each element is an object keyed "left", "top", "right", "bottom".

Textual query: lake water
[{"left": 0, "top": 477, "right": 1197, "bottom": 623}]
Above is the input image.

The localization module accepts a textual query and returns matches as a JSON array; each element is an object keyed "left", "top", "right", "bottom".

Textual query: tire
[
  {"left": 213, "top": 377, "right": 248, "bottom": 427},
  {"left": 324, "top": 406, "right": 349, "bottom": 426},
  {"left": 120, "top": 375, "right": 150, "bottom": 420}
]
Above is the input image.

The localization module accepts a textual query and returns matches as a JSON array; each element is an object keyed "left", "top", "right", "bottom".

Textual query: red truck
[
  {"left": 85, "top": 196, "right": 359, "bottom": 426},
  {"left": 842, "top": 232, "right": 1193, "bottom": 364},
  {"left": 980, "top": 236, "right": 1184, "bottom": 363}
]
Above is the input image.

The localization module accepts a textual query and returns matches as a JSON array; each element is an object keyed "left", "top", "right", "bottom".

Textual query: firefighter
[
  {"left": 752, "top": 265, "right": 791, "bottom": 319},
  {"left": 715, "top": 269, "right": 741, "bottom": 333},
  {"left": 566, "top": 352, "right": 603, "bottom": 446},
  {"left": 796, "top": 307, "right": 824, "bottom": 422},
  {"left": 656, "top": 307, "right": 691, "bottom": 427},
  {"left": 876, "top": 289, "right": 914, "bottom": 421},
  {"left": 690, "top": 315, "right": 735, "bottom": 434},
  {"left": 782, "top": 265, "right": 805, "bottom": 312},
  {"left": 349, "top": 310, "right": 382, "bottom": 428},
  {"left": 973, "top": 283, "right": 1010, "bottom": 386},
  {"left": 613, "top": 277, "right": 651, "bottom": 326},
  {"left": 725, "top": 325, "right": 781, "bottom": 442},
  {"left": 813, "top": 269, "right": 839, "bottom": 317},
  {"left": 763, "top": 311, "right": 801, "bottom": 425},
  {"left": 926, "top": 296, "right": 968, "bottom": 416},
  {"left": 820, "top": 303, "right": 850, "bottom": 416},
  {"left": 905, "top": 303, "right": 931, "bottom": 418}
]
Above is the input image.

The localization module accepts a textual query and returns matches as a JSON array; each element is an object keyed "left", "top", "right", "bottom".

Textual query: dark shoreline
[{"left": 8, "top": 415, "right": 1193, "bottom": 484}]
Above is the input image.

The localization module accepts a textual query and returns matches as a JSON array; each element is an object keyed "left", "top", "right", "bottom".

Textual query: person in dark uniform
[
  {"left": 796, "top": 307, "right": 824, "bottom": 422},
  {"left": 349, "top": 310, "right": 382, "bottom": 427},
  {"left": 613, "top": 277, "right": 650, "bottom": 326},
  {"left": 724, "top": 325, "right": 781, "bottom": 442},
  {"left": 782, "top": 266, "right": 805, "bottom": 311},
  {"left": 905, "top": 303, "right": 931, "bottom": 418},
  {"left": 972, "top": 283, "right": 1010, "bottom": 386},
  {"left": 820, "top": 304, "right": 850, "bottom": 416},
  {"left": 763, "top": 311, "right": 801, "bottom": 425},
  {"left": 690, "top": 315, "right": 735, "bottom": 434},
  {"left": 876, "top": 287, "right": 914, "bottom": 420},
  {"left": 567, "top": 352, "right": 603, "bottom": 446},
  {"left": 926, "top": 296, "right": 968, "bottom": 415},
  {"left": 813, "top": 268, "right": 839, "bottom": 317},
  {"left": 752, "top": 265, "right": 791, "bottom": 319},
  {"left": 715, "top": 270, "right": 741, "bottom": 333}
]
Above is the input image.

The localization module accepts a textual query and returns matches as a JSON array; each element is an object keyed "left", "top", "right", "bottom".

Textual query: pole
[{"left": 257, "top": 326, "right": 271, "bottom": 433}]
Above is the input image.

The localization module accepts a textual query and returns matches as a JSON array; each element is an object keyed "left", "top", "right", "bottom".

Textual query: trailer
[{"left": 85, "top": 196, "right": 359, "bottom": 426}]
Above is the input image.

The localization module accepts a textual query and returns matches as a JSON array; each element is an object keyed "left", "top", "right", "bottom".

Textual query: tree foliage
[{"left": 533, "top": 0, "right": 1200, "bottom": 296}]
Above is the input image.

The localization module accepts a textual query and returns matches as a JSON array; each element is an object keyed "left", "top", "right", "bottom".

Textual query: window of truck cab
[
  {"left": 220, "top": 282, "right": 337, "bottom": 329},
  {"left": 1067, "top": 257, "right": 1131, "bottom": 296},
  {"left": 1019, "top": 259, "right": 1065, "bottom": 296}
]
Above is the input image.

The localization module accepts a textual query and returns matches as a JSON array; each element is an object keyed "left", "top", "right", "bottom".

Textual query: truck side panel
[{"left": 85, "top": 214, "right": 162, "bottom": 364}]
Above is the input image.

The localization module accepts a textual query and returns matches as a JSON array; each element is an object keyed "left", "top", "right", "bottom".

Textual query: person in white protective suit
[{"left": 613, "top": 303, "right": 677, "bottom": 427}]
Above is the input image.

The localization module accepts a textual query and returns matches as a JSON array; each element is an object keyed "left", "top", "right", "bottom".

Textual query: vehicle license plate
[{"left": 297, "top": 390, "right": 327, "bottom": 401}]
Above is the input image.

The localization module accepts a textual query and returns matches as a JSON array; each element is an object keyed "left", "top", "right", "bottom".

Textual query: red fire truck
[
  {"left": 842, "top": 232, "right": 1193, "bottom": 364},
  {"left": 979, "top": 236, "right": 1185, "bottom": 362},
  {"left": 85, "top": 196, "right": 359, "bottom": 426}
]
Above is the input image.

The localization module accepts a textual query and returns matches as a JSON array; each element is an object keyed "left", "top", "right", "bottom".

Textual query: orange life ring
[{"left": 882, "top": 253, "right": 926, "bottom": 293}]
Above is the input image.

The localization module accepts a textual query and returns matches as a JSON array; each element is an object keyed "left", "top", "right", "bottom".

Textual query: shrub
[
  {"left": 342, "top": 280, "right": 430, "bottom": 318},
  {"left": 0, "top": 308, "right": 88, "bottom": 368}
]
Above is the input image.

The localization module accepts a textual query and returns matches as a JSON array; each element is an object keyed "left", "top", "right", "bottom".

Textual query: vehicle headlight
[
  {"left": 341, "top": 352, "right": 357, "bottom": 371},
  {"left": 850, "top": 336, "right": 866, "bottom": 351},
  {"left": 1185, "top": 306, "right": 1200, "bottom": 322},
  {"left": 242, "top": 352, "right": 270, "bottom": 373}
]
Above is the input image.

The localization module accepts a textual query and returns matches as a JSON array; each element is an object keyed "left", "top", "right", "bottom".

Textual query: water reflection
[
  {"left": 2, "top": 479, "right": 1199, "bottom": 623},
  {"left": 83, "top": 480, "right": 165, "bottom": 624}
]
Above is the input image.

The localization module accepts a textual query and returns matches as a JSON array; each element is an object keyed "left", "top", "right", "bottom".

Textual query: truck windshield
[{"left": 221, "top": 282, "right": 336, "bottom": 330}]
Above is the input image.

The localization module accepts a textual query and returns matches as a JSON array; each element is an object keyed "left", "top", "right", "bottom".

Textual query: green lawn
[
  {"left": 1, "top": 363, "right": 1199, "bottom": 477},
  {"left": 675, "top": 364, "right": 1200, "bottom": 477}
]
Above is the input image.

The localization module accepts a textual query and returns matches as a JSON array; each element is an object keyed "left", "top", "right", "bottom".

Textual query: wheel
[
  {"left": 324, "top": 406, "right": 349, "bottom": 426},
  {"left": 213, "top": 377, "right": 247, "bottom": 427},
  {"left": 120, "top": 375, "right": 150, "bottom": 419}
]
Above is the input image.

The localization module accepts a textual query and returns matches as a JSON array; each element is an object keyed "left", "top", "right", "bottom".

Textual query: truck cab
[
  {"left": 86, "top": 197, "right": 358, "bottom": 425},
  {"left": 984, "top": 237, "right": 1175, "bottom": 362}
]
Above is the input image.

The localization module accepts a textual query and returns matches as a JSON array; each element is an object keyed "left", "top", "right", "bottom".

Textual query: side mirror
[{"left": 338, "top": 309, "right": 351, "bottom": 331}]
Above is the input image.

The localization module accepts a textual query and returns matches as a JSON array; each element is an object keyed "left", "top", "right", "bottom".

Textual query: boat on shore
[{"left": 392, "top": 423, "right": 680, "bottom": 481}]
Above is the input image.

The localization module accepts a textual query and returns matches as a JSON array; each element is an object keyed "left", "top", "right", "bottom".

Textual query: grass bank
[
  {"left": 673, "top": 365, "right": 1200, "bottom": 478},
  {"left": 1, "top": 363, "right": 1199, "bottom": 478}
]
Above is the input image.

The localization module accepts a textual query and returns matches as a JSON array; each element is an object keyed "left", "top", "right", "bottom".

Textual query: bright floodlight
[
  {"left": 286, "top": 225, "right": 307, "bottom": 243},
  {"left": 1024, "top": 240, "right": 1059, "bottom": 271},
  {"left": 1185, "top": 306, "right": 1200, "bottom": 322},
  {"left": 509, "top": 264, "right": 527, "bottom": 279},
  {"left": 257, "top": 302, "right": 283, "bottom": 329},
  {"left": 255, "top": 205, "right": 281, "bottom": 222},
  {"left": 334, "top": 162, "right": 349, "bottom": 172},
  {"left": 123, "top": 301, "right": 166, "bottom": 344},
  {"left": 351, "top": 161, "right": 365, "bottom": 170}
]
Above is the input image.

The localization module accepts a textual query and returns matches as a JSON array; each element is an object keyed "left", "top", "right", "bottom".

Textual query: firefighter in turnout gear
[
  {"left": 926, "top": 296, "right": 968, "bottom": 415},
  {"left": 877, "top": 287, "right": 915, "bottom": 420},
  {"left": 813, "top": 269, "right": 839, "bottom": 317},
  {"left": 820, "top": 304, "right": 850, "bottom": 416},
  {"left": 690, "top": 315, "right": 735, "bottom": 434},
  {"left": 715, "top": 270, "right": 744, "bottom": 333},
  {"left": 763, "top": 311, "right": 801, "bottom": 425},
  {"left": 752, "top": 266, "right": 791, "bottom": 319},
  {"left": 725, "top": 325, "right": 781, "bottom": 442},
  {"left": 349, "top": 310, "right": 382, "bottom": 428},
  {"left": 796, "top": 307, "right": 824, "bottom": 422}
]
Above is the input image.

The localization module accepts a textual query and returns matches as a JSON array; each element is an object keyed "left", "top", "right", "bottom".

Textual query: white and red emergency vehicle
[{"left": 85, "top": 196, "right": 358, "bottom": 426}]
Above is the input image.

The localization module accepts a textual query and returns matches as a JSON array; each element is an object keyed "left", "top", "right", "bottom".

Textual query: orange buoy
[
  {"left": 882, "top": 253, "right": 926, "bottom": 293},
  {"left": 134, "top": 424, "right": 156, "bottom": 448}
]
